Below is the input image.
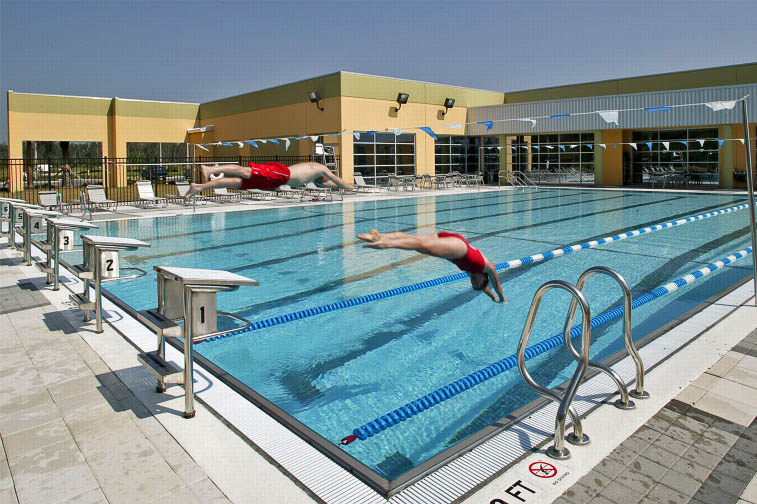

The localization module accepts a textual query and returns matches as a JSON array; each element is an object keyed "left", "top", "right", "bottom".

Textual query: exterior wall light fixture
[
  {"left": 308, "top": 91, "right": 324, "bottom": 111},
  {"left": 394, "top": 92, "right": 409, "bottom": 112},
  {"left": 442, "top": 97, "right": 455, "bottom": 117}
]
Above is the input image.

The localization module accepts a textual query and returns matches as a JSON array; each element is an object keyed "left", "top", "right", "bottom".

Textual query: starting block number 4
[
  {"left": 31, "top": 217, "right": 44, "bottom": 233},
  {"left": 60, "top": 230, "right": 75, "bottom": 251}
]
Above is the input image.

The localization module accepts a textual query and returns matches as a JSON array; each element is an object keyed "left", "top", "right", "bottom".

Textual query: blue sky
[{"left": 2, "top": 0, "right": 756, "bottom": 143}]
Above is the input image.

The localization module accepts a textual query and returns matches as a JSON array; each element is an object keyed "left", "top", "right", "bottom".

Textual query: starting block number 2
[{"left": 100, "top": 251, "right": 120, "bottom": 279}]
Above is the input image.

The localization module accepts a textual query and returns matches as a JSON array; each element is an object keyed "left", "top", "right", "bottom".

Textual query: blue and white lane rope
[
  {"left": 201, "top": 203, "right": 750, "bottom": 344},
  {"left": 340, "top": 246, "right": 754, "bottom": 445}
]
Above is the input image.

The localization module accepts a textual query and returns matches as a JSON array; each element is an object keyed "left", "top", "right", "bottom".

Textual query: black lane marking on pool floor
[
  {"left": 123, "top": 191, "right": 635, "bottom": 263},
  {"left": 227, "top": 195, "right": 738, "bottom": 317}
]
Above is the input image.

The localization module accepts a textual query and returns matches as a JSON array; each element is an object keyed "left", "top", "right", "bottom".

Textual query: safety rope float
[
  {"left": 201, "top": 203, "right": 749, "bottom": 344},
  {"left": 340, "top": 246, "right": 754, "bottom": 445}
]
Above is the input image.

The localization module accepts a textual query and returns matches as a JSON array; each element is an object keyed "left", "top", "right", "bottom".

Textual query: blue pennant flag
[
  {"left": 221, "top": 142, "right": 233, "bottom": 146},
  {"left": 550, "top": 113, "right": 570, "bottom": 119},
  {"left": 613, "top": 143, "right": 618, "bottom": 148},
  {"left": 294, "top": 136, "right": 308, "bottom": 140},
  {"left": 418, "top": 127, "right": 437, "bottom": 140},
  {"left": 559, "top": 145, "right": 566, "bottom": 151},
  {"left": 511, "top": 146, "right": 516, "bottom": 151},
  {"left": 645, "top": 142, "right": 653, "bottom": 150},
  {"left": 587, "top": 144, "right": 593, "bottom": 149},
  {"left": 645, "top": 106, "right": 670, "bottom": 112},
  {"left": 365, "top": 130, "right": 378, "bottom": 135},
  {"left": 245, "top": 140, "right": 258, "bottom": 148},
  {"left": 268, "top": 139, "right": 280, "bottom": 145},
  {"left": 532, "top": 145, "right": 540, "bottom": 151},
  {"left": 477, "top": 121, "right": 494, "bottom": 130},
  {"left": 718, "top": 139, "right": 725, "bottom": 149}
]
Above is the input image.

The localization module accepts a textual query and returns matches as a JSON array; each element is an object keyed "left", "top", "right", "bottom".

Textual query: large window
[
  {"left": 530, "top": 133, "right": 594, "bottom": 185},
  {"left": 631, "top": 128, "right": 719, "bottom": 185},
  {"left": 354, "top": 132, "right": 415, "bottom": 183}
]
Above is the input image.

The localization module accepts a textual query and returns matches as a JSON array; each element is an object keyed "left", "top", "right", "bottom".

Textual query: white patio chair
[{"left": 136, "top": 180, "right": 167, "bottom": 207}]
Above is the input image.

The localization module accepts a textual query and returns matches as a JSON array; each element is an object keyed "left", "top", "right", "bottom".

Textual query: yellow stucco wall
[{"left": 602, "top": 130, "right": 624, "bottom": 186}]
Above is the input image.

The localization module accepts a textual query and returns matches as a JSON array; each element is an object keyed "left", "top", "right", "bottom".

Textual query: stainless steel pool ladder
[
  {"left": 518, "top": 280, "right": 592, "bottom": 460},
  {"left": 564, "top": 266, "right": 649, "bottom": 404}
]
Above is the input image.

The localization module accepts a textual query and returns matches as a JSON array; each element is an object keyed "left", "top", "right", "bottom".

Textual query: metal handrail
[
  {"left": 563, "top": 266, "right": 649, "bottom": 408},
  {"left": 515, "top": 170, "right": 538, "bottom": 189},
  {"left": 517, "top": 280, "right": 592, "bottom": 459}
]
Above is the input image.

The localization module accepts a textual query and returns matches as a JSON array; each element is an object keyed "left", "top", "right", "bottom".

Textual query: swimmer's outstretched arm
[{"left": 483, "top": 260, "right": 506, "bottom": 303}]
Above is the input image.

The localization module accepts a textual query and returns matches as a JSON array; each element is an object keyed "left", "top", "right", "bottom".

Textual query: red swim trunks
[
  {"left": 240, "top": 162, "right": 291, "bottom": 191},
  {"left": 437, "top": 232, "right": 486, "bottom": 273}
]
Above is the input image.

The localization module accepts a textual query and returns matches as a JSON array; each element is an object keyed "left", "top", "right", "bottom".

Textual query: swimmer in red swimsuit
[
  {"left": 183, "top": 161, "right": 352, "bottom": 200},
  {"left": 357, "top": 229, "right": 506, "bottom": 303}
]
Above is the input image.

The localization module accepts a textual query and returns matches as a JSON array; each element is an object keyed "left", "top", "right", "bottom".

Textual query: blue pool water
[{"left": 75, "top": 188, "right": 754, "bottom": 480}]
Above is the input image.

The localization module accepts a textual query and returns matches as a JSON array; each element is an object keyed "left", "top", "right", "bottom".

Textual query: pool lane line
[
  {"left": 123, "top": 191, "right": 635, "bottom": 263},
  {"left": 341, "top": 245, "right": 754, "bottom": 445},
  {"left": 199, "top": 202, "right": 749, "bottom": 343},
  {"left": 226, "top": 198, "right": 746, "bottom": 316}
]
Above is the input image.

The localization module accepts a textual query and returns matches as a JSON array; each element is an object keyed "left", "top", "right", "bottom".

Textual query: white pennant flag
[
  {"left": 598, "top": 110, "right": 619, "bottom": 125},
  {"left": 629, "top": 143, "right": 637, "bottom": 150},
  {"left": 598, "top": 143, "right": 606, "bottom": 149},
  {"left": 195, "top": 144, "right": 209, "bottom": 152},
  {"left": 236, "top": 142, "right": 245, "bottom": 148},
  {"left": 704, "top": 100, "right": 737, "bottom": 111},
  {"left": 545, "top": 145, "right": 554, "bottom": 150},
  {"left": 697, "top": 139, "right": 704, "bottom": 147},
  {"left": 569, "top": 144, "right": 577, "bottom": 149},
  {"left": 310, "top": 136, "right": 318, "bottom": 142},
  {"left": 393, "top": 129, "right": 402, "bottom": 135},
  {"left": 738, "top": 139, "right": 745, "bottom": 144},
  {"left": 445, "top": 123, "right": 464, "bottom": 128},
  {"left": 662, "top": 141, "right": 669, "bottom": 150},
  {"left": 280, "top": 138, "right": 291, "bottom": 150},
  {"left": 353, "top": 132, "right": 360, "bottom": 140},
  {"left": 517, "top": 118, "right": 537, "bottom": 128}
]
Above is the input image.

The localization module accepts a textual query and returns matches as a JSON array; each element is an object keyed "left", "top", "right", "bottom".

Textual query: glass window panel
[
  {"left": 688, "top": 128, "right": 717, "bottom": 139},
  {"left": 375, "top": 133, "right": 395, "bottom": 143},
  {"left": 396, "top": 155, "right": 415, "bottom": 165},
  {"left": 396, "top": 144, "right": 414, "bottom": 155},
  {"left": 376, "top": 155, "right": 395, "bottom": 166},
  {"left": 396, "top": 133, "right": 414, "bottom": 143},
  {"left": 561, "top": 133, "right": 580, "bottom": 143},
  {"left": 376, "top": 144, "right": 394, "bottom": 155},
  {"left": 354, "top": 155, "right": 374, "bottom": 166},
  {"left": 353, "top": 144, "right": 374, "bottom": 155},
  {"left": 397, "top": 166, "right": 414, "bottom": 176}
]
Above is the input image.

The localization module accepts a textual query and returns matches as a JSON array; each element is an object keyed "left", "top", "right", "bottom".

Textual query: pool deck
[{"left": 1, "top": 186, "right": 756, "bottom": 504}]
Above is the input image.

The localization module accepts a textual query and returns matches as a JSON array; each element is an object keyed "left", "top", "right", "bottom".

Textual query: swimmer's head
[{"left": 470, "top": 272, "right": 489, "bottom": 291}]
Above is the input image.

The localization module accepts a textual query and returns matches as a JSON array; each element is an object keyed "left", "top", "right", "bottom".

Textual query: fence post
[{"left": 47, "top": 157, "right": 52, "bottom": 189}]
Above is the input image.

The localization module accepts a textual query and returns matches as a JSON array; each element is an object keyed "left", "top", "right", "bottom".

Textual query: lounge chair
[
  {"left": 38, "top": 190, "right": 68, "bottom": 213},
  {"left": 168, "top": 180, "right": 206, "bottom": 205},
  {"left": 275, "top": 184, "right": 303, "bottom": 199},
  {"left": 136, "top": 180, "right": 167, "bottom": 207},
  {"left": 354, "top": 174, "right": 382, "bottom": 193},
  {"left": 300, "top": 182, "right": 338, "bottom": 202},
  {"left": 240, "top": 188, "right": 276, "bottom": 201},
  {"left": 86, "top": 185, "right": 118, "bottom": 211},
  {"left": 212, "top": 187, "right": 241, "bottom": 202}
]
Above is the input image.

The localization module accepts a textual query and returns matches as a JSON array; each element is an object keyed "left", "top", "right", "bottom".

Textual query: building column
[
  {"left": 499, "top": 135, "right": 509, "bottom": 184},
  {"left": 338, "top": 133, "right": 354, "bottom": 184},
  {"left": 602, "top": 130, "right": 623, "bottom": 186},
  {"left": 593, "top": 131, "right": 603, "bottom": 185},
  {"left": 720, "top": 125, "right": 734, "bottom": 189}
]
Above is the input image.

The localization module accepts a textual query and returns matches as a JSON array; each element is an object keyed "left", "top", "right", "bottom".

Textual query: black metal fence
[{"left": 0, "top": 155, "right": 335, "bottom": 205}]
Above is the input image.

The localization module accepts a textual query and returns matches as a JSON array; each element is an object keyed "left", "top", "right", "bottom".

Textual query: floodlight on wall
[
  {"left": 442, "top": 97, "right": 455, "bottom": 117},
  {"left": 394, "top": 92, "right": 409, "bottom": 112},
  {"left": 308, "top": 91, "right": 324, "bottom": 111}
]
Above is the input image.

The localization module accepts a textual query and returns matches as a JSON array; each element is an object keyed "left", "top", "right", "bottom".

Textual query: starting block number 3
[{"left": 60, "top": 230, "right": 75, "bottom": 251}]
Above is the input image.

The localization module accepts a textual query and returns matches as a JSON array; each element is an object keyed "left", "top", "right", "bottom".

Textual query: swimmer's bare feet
[
  {"left": 199, "top": 164, "right": 215, "bottom": 182},
  {"left": 184, "top": 183, "right": 200, "bottom": 201}
]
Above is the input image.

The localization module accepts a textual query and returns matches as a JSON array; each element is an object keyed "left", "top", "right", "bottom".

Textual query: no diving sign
[{"left": 489, "top": 460, "right": 570, "bottom": 503}]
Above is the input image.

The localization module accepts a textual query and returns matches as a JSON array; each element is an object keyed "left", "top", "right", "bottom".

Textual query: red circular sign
[{"left": 529, "top": 461, "right": 557, "bottom": 478}]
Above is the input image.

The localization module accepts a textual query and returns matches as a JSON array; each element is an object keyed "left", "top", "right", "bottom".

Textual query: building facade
[{"left": 5, "top": 63, "right": 756, "bottom": 193}]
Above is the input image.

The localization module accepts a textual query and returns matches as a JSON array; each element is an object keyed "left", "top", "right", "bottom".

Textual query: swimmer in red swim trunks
[
  {"left": 357, "top": 229, "right": 506, "bottom": 303},
  {"left": 183, "top": 161, "right": 352, "bottom": 200}
]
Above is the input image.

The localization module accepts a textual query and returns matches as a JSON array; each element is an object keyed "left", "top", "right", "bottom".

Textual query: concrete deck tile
[
  {"left": 150, "top": 485, "right": 203, "bottom": 504},
  {"left": 682, "top": 445, "right": 725, "bottom": 471},
  {"left": 47, "top": 374, "right": 101, "bottom": 403},
  {"left": 63, "top": 402, "right": 123, "bottom": 437},
  {"left": 632, "top": 425, "right": 661, "bottom": 444},
  {"left": 562, "top": 483, "right": 597, "bottom": 503},
  {"left": 187, "top": 478, "right": 232, "bottom": 504},
  {"left": 0, "top": 460, "right": 11, "bottom": 490},
  {"left": 596, "top": 480, "right": 644, "bottom": 504},
  {"left": 646, "top": 409, "right": 680, "bottom": 433},
  {"left": 586, "top": 497, "right": 614, "bottom": 504},
  {"left": 662, "top": 421, "right": 701, "bottom": 445},
  {"left": 709, "top": 379, "right": 757, "bottom": 408},
  {"left": 75, "top": 415, "right": 145, "bottom": 460},
  {"left": 56, "top": 387, "right": 116, "bottom": 418},
  {"left": 577, "top": 470, "right": 611, "bottom": 495},
  {"left": 87, "top": 437, "right": 183, "bottom": 504},
  {"left": 676, "top": 384, "right": 707, "bottom": 404},
  {"left": 724, "top": 365, "right": 757, "bottom": 389},
  {"left": 0, "top": 380, "right": 46, "bottom": 407},
  {"left": 707, "top": 353, "right": 742, "bottom": 377},
  {"left": 740, "top": 474, "right": 757, "bottom": 503},
  {"left": 720, "top": 450, "right": 757, "bottom": 484},
  {"left": 0, "top": 488, "right": 19, "bottom": 504},
  {"left": 65, "top": 488, "right": 108, "bottom": 504},
  {"left": 640, "top": 443, "right": 679, "bottom": 468},
  {"left": 629, "top": 454, "right": 667, "bottom": 479},
  {"left": 671, "top": 457, "right": 713, "bottom": 483},
  {"left": 619, "top": 435, "right": 650, "bottom": 455},
  {"left": 34, "top": 357, "right": 93, "bottom": 387},
  {"left": 2, "top": 418, "right": 73, "bottom": 458},
  {"left": 694, "top": 474, "right": 747, "bottom": 501},
  {"left": 164, "top": 449, "right": 207, "bottom": 488},
  {"left": 613, "top": 467, "right": 656, "bottom": 495},
  {"left": 0, "top": 389, "right": 54, "bottom": 421},
  {"left": 739, "top": 355, "right": 757, "bottom": 372},
  {"left": 695, "top": 391, "right": 757, "bottom": 427},
  {"left": 694, "top": 432, "right": 736, "bottom": 458},
  {"left": 659, "top": 468, "right": 703, "bottom": 497},
  {"left": 673, "top": 414, "right": 710, "bottom": 438},
  {"left": 8, "top": 438, "right": 98, "bottom": 504},
  {"left": 645, "top": 483, "right": 690, "bottom": 504},
  {"left": 0, "top": 401, "right": 60, "bottom": 436},
  {"left": 606, "top": 445, "right": 638, "bottom": 466}
]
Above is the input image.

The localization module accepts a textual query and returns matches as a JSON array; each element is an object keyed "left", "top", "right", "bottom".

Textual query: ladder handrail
[
  {"left": 514, "top": 170, "right": 538, "bottom": 189},
  {"left": 562, "top": 266, "right": 642, "bottom": 409},
  {"left": 517, "top": 280, "right": 592, "bottom": 459},
  {"left": 504, "top": 170, "right": 526, "bottom": 188}
]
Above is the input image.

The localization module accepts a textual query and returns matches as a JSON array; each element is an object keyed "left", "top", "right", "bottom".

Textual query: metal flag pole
[{"left": 741, "top": 95, "right": 757, "bottom": 306}]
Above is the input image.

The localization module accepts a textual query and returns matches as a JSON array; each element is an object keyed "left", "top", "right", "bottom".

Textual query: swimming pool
[{"left": 77, "top": 188, "right": 754, "bottom": 490}]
